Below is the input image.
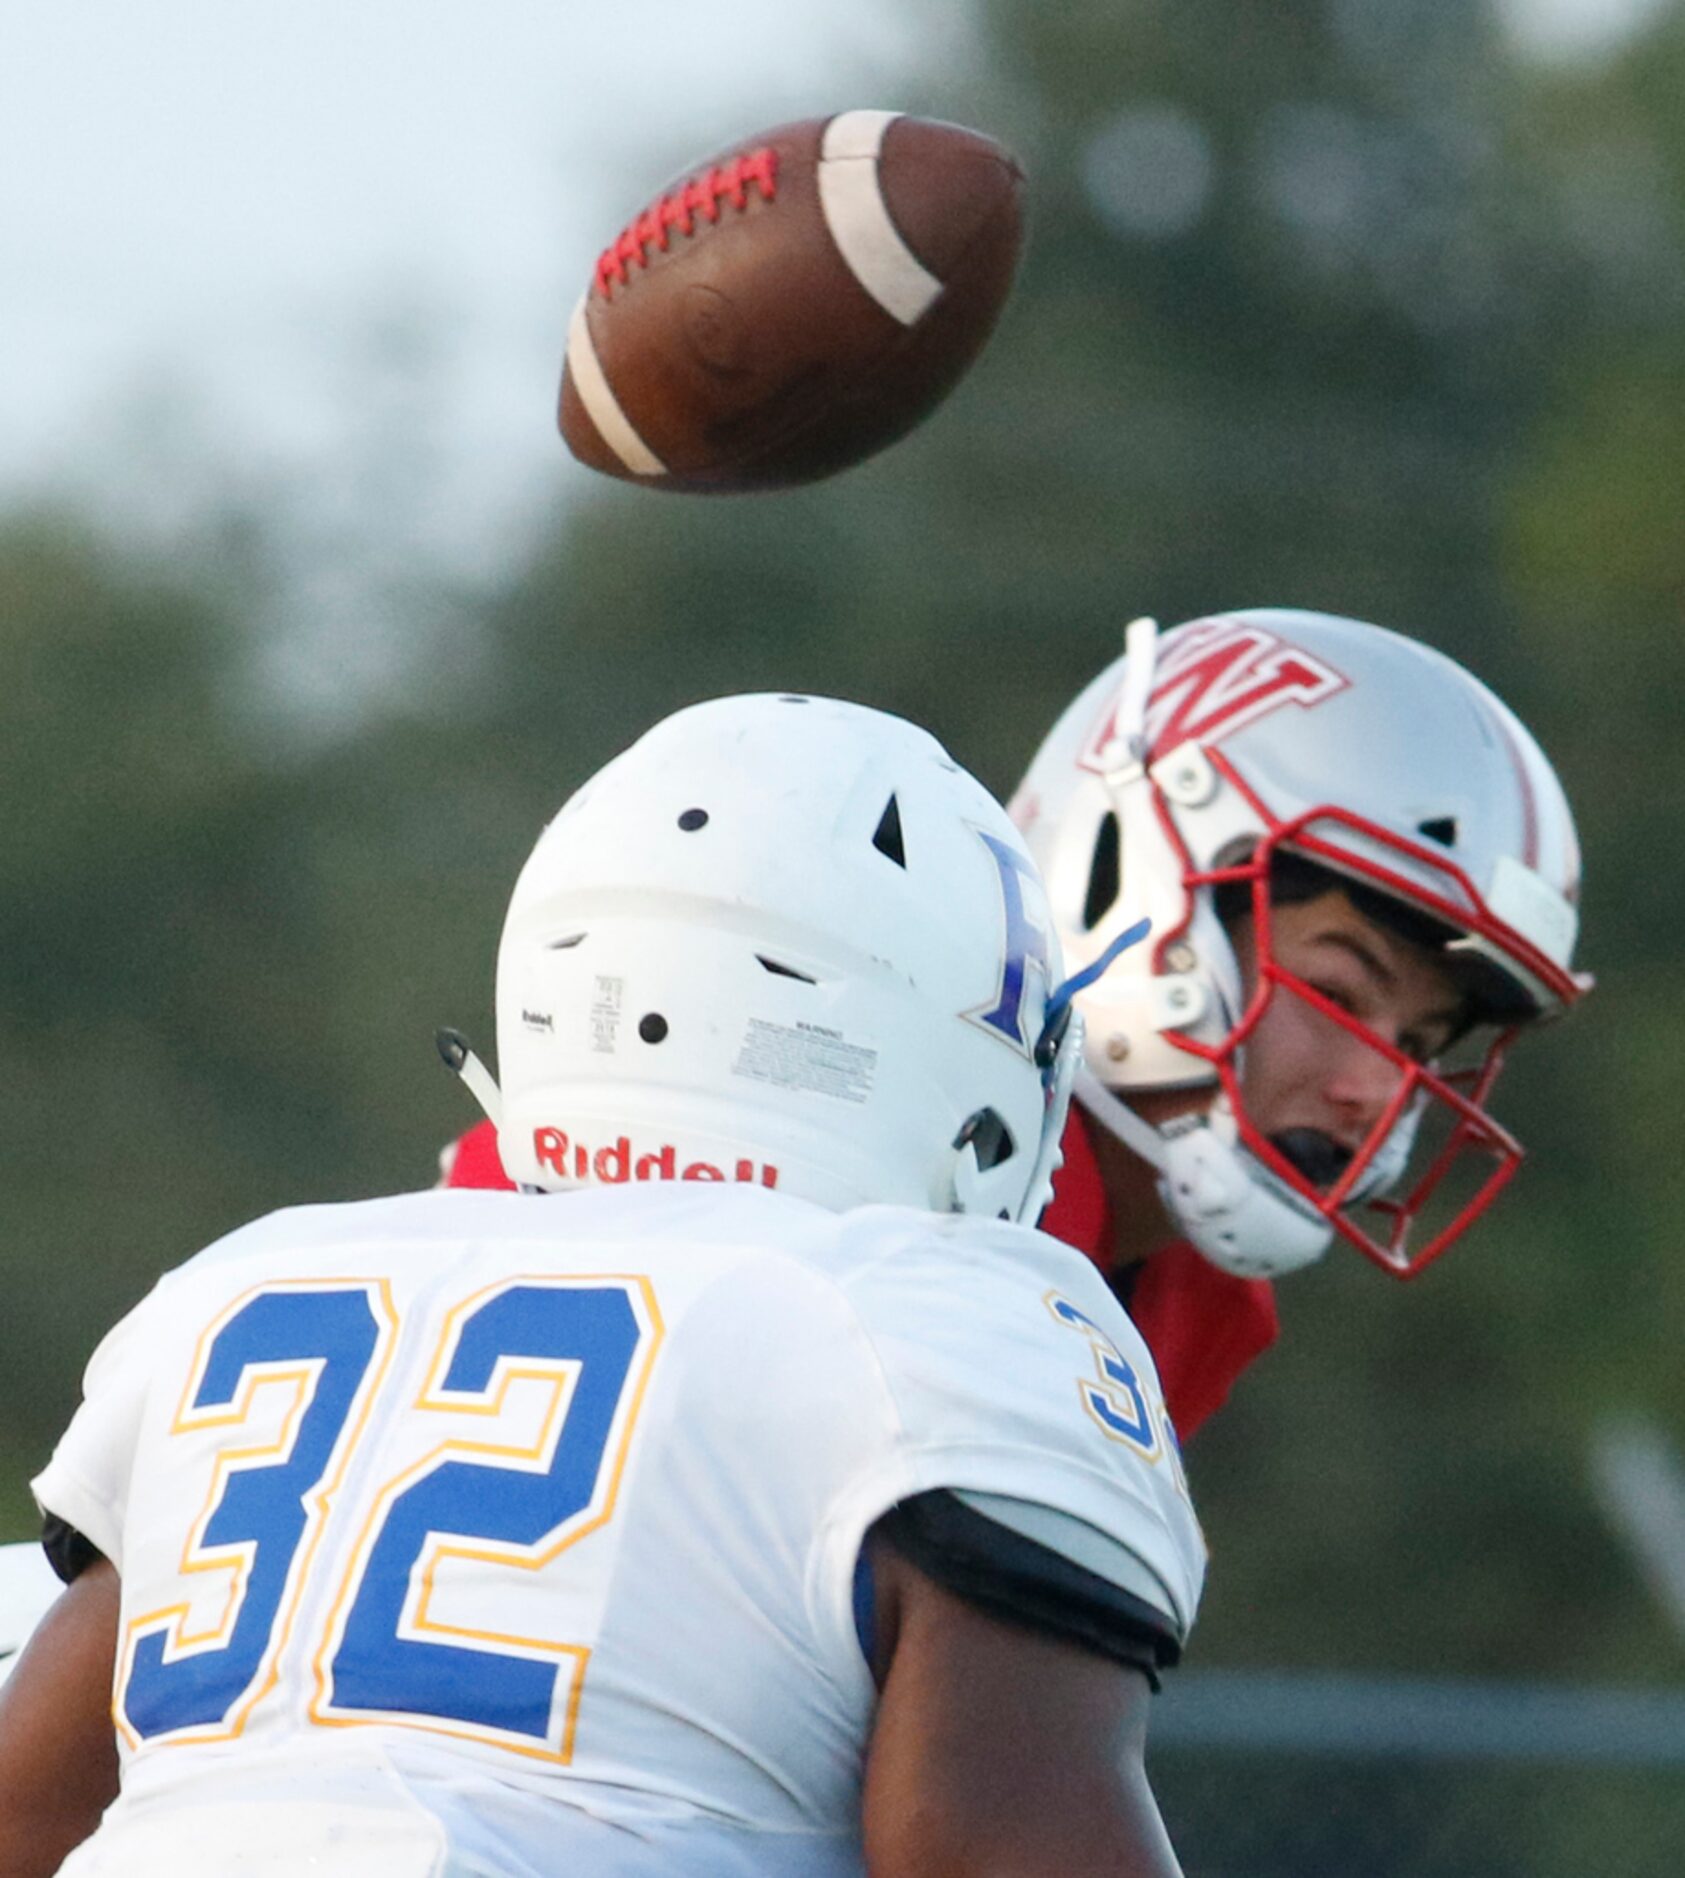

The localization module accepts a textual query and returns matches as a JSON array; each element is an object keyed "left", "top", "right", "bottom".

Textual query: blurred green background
[{"left": 3, "top": 0, "right": 1682, "bottom": 1866}]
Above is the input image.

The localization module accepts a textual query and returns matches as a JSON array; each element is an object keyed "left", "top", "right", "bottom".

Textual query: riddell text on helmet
[{"left": 533, "top": 1128, "right": 779, "bottom": 1189}]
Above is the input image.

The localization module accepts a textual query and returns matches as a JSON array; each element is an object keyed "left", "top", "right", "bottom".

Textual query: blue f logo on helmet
[{"left": 970, "top": 828, "right": 1055, "bottom": 1058}]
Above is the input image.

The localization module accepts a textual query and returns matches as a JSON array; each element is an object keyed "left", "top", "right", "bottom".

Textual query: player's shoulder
[
  {"left": 631, "top": 1196, "right": 1138, "bottom": 1352},
  {"left": 822, "top": 1204, "right": 1171, "bottom": 1439},
  {"left": 830, "top": 1205, "right": 1204, "bottom": 1632},
  {"left": 828, "top": 1204, "right": 1143, "bottom": 1351}
]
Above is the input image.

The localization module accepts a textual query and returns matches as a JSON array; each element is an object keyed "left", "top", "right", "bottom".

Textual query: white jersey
[{"left": 34, "top": 1183, "right": 1205, "bottom": 1878}]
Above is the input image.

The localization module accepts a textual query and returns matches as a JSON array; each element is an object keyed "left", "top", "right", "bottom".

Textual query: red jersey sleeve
[
  {"left": 1124, "top": 1243, "right": 1277, "bottom": 1442},
  {"left": 441, "top": 1118, "right": 517, "bottom": 1190}
]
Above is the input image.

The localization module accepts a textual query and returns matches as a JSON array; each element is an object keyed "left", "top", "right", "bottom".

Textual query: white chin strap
[
  {"left": 1094, "top": 614, "right": 1161, "bottom": 766},
  {"left": 1019, "top": 1006, "right": 1087, "bottom": 1224},
  {"left": 437, "top": 1029, "right": 504, "bottom": 1130},
  {"left": 1073, "top": 1069, "right": 1332, "bottom": 1279}
]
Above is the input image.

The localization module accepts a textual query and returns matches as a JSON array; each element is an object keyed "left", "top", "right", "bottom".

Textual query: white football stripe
[
  {"left": 818, "top": 109, "right": 943, "bottom": 327},
  {"left": 566, "top": 295, "right": 667, "bottom": 477}
]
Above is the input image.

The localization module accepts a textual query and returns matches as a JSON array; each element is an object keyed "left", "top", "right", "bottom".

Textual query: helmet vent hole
[
  {"left": 547, "top": 932, "right": 586, "bottom": 950},
  {"left": 677, "top": 808, "right": 709, "bottom": 832},
  {"left": 953, "top": 1107, "right": 1016, "bottom": 1172},
  {"left": 1083, "top": 812, "right": 1121, "bottom": 930},
  {"left": 757, "top": 955, "right": 817, "bottom": 984},
  {"left": 638, "top": 1013, "right": 669, "bottom": 1044},
  {"left": 872, "top": 795, "right": 906, "bottom": 868},
  {"left": 1417, "top": 816, "right": 1458, "bottom": 848}
]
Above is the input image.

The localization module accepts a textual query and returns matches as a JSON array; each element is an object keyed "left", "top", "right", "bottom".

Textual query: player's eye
[{"left": 1307, "top": 980, "right": 1359, "bottom": 1019}]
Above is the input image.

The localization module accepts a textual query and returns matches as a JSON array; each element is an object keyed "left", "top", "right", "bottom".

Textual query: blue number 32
[{"left": 117, "top": 1276, "right": 660, "bottom": 1762}]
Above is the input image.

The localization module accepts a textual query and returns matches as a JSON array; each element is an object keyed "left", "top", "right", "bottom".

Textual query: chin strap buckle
[{"left": 436, "top": 1028, "right": 504, "bottom": 1131}]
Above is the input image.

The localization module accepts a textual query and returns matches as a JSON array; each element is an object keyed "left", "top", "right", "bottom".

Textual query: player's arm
[
  {"left": 0, "top": 1554, "right": 121, "bottom": 1877},
  {"left": 861, "top": 1512, "right": 1183, "bottom": 1878}
]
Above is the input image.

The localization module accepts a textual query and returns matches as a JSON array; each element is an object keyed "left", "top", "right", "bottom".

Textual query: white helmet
[
  {"left": 480, "top": 694, "right": 1081, "bottom": 1222},
  {"left": 1011, "top": 610, "right": 1589, "bottom": 1280}
]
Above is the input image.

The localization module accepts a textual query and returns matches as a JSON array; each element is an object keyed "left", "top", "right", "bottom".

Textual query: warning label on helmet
[
  {"left": 590, "top": 976, "right": 624, "bottom": 1054},
  {"left": 733, "top": 1018, "right": 877, "bottom": 1104}
]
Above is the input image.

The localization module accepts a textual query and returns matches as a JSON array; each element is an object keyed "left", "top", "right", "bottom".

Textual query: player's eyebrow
[{"left": 1313, "top": 925, "right": 1397, "bottom": 988}]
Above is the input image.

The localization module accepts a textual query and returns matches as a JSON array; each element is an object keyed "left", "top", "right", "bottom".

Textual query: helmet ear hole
[
  {"left": 953, "top": 1107, "right": 1016, "bottom": 1172},
  {"left": 1082, "top": 812, "right": 1121, "bottom": 930}
]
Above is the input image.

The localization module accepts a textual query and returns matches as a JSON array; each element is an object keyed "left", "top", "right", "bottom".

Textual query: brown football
[{"left": 558, "top": 111, "right": 1024, "bottom": 493}]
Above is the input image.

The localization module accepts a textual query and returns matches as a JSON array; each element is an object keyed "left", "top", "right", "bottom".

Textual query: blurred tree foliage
[{"left": 2, "top": 4, "right": 1682, "bottom": 1837}]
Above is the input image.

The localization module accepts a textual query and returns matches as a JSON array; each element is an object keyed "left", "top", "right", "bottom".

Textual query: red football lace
[{"left": 595, "top": 147, "right": 779, "bottom": 295}]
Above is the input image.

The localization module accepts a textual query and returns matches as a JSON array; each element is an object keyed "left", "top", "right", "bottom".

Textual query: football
[{"left": 558, "top": 110, "right": 1024, "bottom": 493}]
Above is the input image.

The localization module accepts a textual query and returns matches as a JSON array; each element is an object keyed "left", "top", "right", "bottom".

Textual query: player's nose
[{"left": 1323, "top": 1028, "right": 1410, "bottom": 1141}]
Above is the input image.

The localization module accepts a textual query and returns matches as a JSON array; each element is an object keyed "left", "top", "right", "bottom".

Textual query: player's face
[{"left": 1230, "top": 890, "right": 1469, "bottom": 1188}]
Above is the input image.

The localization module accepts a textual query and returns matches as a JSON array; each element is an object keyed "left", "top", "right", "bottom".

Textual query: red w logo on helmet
[{"left": 1082, "top": 618, "right": 1349, "bottom": 771}]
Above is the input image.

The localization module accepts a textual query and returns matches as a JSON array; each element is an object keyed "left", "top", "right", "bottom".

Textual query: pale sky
[
  {"left": 0, "top": 0, "right": 1661, "bottom": 589},
  {"left": 0, "top": 0, "right": 947, "bottom": 575}
]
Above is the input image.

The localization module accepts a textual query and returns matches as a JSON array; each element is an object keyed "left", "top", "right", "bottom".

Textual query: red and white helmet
[
  {"left": 1011, "top": 610, "right": 1588, "bottom": 1280},
  {"left": 480, "top": 694, "right": 1080, "bottom": 1223}
]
